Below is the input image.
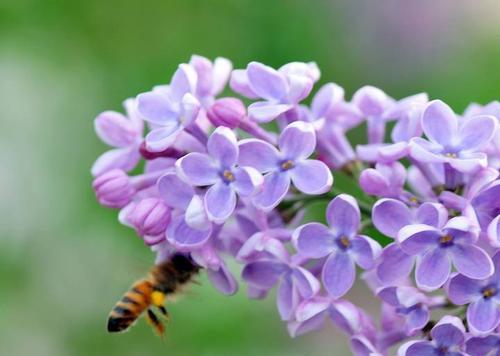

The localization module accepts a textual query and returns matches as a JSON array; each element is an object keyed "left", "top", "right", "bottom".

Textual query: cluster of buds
[{"left": 92, "top": 55, "right": 499, "bottom": 355}]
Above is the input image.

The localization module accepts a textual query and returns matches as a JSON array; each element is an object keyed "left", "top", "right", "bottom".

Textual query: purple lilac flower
[
  {"left": 124, "top": 197, "right": 171, "bottom": 246},
  {"left": 91, "top": 99, "right": 143, "bottom": 176},
  {"left": 398, "top": 216, "right": 494, "bottom": 290},
  {"left": 359, "top": 162, "right": 406, "bottom": 199},
  {"left": 294, "top": 194, "right": 381, "bottom": 297},
  {"left": 241, "top": 240, "right": 320, "bottom": 321},
  {"left": 188, "top": 55, "right": 232, "bottom": 107},
  {"left": 489, "top": 215, "right": 500, "bottom": 248},
  {"left": 137, "top": 64, "right": 201, "bottom": 152},
  {"left": 230, "top": 61, "right": 318, "bottom": 122},
  {"left": 372, "top": 198, "right": 447, "bottom": 284},
  {"left": 157, "top": 172, "right": 212, "bottom": 248},
  {"left": 447, "top": 252, "right": 500, "bottom": 334},
  {"left": 92, "top": 169, "right": 136, "bottom": 208},
  {"left": 409, "top": 100, "right": 497, "bottom": 180},
  {"left": 176, "top": 126, "right": 263, "bottom": 223},
  {"left": 238, "top": 121, "right": 333, "bottom": 211},
  {"left": 398, "top": 316, "right": 467, "bottom": 356},
  {"left": 377, "top": 286, "right": 431, "bottom": 334}
]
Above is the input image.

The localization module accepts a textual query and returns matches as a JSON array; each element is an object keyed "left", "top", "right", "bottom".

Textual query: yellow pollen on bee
[
  {"left": 223, "top": 170, "right": 235, "bottom": 182},
  {"left": 151, "top": 291, "right": 166, "bottom": 307},
  {"left": 340, "top": 236, "right": 351, "bottom": 248},
  {"left": 440, "top": 234, "right": 453, "bottom": 244},
  {"left": 445, "top": 152, "right": 457, "bottom": 158},
  {"left": 483, "top": 287, "right": 496, "bottom": 298},
  {"left": 281, "top": 160, "right": 295, "bottom": 170}
]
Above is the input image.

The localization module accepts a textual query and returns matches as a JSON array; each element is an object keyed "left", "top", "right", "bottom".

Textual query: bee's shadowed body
[{"left": 107, "top": 254, "right": 200, "bottom": 337}]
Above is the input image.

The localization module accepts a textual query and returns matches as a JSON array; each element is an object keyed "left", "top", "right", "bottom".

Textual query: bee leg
[
  {"left": 157, "top": 305, "right": 171, "bottom": 322},
  {"left": 146, "top": 309, "right": 165, "bottom": 339}
]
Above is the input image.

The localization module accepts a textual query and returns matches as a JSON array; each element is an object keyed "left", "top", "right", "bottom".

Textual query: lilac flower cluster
[{"left": 92, "top": 55, "right": 500, "bottom": 355}]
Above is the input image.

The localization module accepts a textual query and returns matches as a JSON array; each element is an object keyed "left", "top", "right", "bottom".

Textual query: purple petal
[
  {"left": 450, "top": 244, "right": 494, "bottom": 280},
  {"left": 406, "top": 308, "right": 429, "bottom": 333},
  {"left": 416, "top": 202, "right": 448, "bottom": 228},
  {"left": 398, "top": 224, "right": 439, "bottom": 255},
  {"left": 229, "top": 69, "right": 258, "bottom": 99},
  {"left": 232, "top": 166, "right": 262, "bottom": 196},
  {"left": 421, "top": 100, "right": 458, "bottom": 146},
  {"left": 487, "top": 215, "right": 500, "bottom": 248},
  {"left": 241, "top": 260, "right": 286, "bottom": 288},
  {"left": 352, "top": 85, "right": 390, "bottom": 116},
  {"left": 170, "top": 63, "right": 197, "bottom": 101},
  {"left": 144, "top": 124, "right": 182, "bottom": 152},
  {"left": 326, "top": 194, "right": 360, "bottom": 237},
  {"left": 205, "top": 182, "right": 237, "bottom": 223},
  {"left": 211, "top": 57, "right": 232, "bottom": 95},
  {"left": 408, "top": 137, "right": 446, "bottom": 163},
  {"left": 207, "top": 262, "right": 238, "bottom": 296},
  {"left": 359, "top": 168, "right": 389, "bottom": 196},
  {"left": 166, "top": 215, "right": 211, "bottom": 248},
  {"left": 279, "top": 121, "right": 316, "bottom": 160},
  {"left": 179, "top": 93, "right": 200, "bottom": 126},
  {"left": 376, "top": 243, "right": 415, "bottom": 284},
  {"left": 207, "top": 126, "right": 238, "bottom": 168},
  {"left": 295, "top": 297, "right": 330, "bottom": 322},
  {"left": 238, "top": 138, "right": 280, "bottom": 173},
  {"left": 468, "top": 298, "right": 499, "bottom": 334},
  {"left": 322, "top": 252, "right": 355, "bottom": 298},
  {"left": 415, "top": 247, "right": 451, "bottom": 291},
  {"left": 184, "top": 195, "right": 210, "bottom": 230},
  {"left": 286, "top": 74, "right": 313, "bottom": 103},
  {"left": 311, "top": 83, "right": 343, "bottom": 118},
  {"left": 431, "top": 321, "right": 465, "bottom": 348},
  {"left": 448, "top": 152, "right": 488, "bottom": 173},
  {"left": 189, "top": 55, "right": 213, "bottom": 97},
  {"left": 294, "top": 222, "right": 335, "bottom": 258},
  {"left": 277, "top": 276, "right": 299, "bottom": 321},
  {"left": 378, "top": 141, "right": 409, "bottom": 161},
  {"left": 91, "top": 147, "right": 140, "bottom": 177},
  {"left": 372, "top": 199, "right": 412, "bottom": 238},
  {"left": 290, "top": 159, "right": 333, "bottom": 195},
  {"left": 351, "top": 235, "right": 381, "bottom": 270},
  {"left": 447, "top": 274, "right": 481, "bottom": 305},
  {"left": 157, "top": 172, "right": 195, "bottom": 210},
  {"left": 253, "top": 171, "right": 290, "bottom": 211},
  {"left": 466, "top": 335, "right": 500, "bottom": 356},
  {"left": 405, "top": 341, "right": 436, "bottom": 355},
  {"left": 247, "top": 62, "right": 288, "bottom": 100},
  {"left": 247, "top": 102, "right": 292, "bottom": 123},
  {"left": 287, "top": 313, "right": 325, "bottom": 338},
  {"left": 458, "top": 115, "right": 497, "bottom": 151},
  {"left": 94, "top": 111, "right": 139, "bottom": 147},
  {"left": 137, "top": 91, "right": 178, "bottom": 125},
  {"left": 176, "top": 152, "right": 219, "bottom": 186},
  {"left": 292, "top": 266, "right": 321, "bottom": 298}
]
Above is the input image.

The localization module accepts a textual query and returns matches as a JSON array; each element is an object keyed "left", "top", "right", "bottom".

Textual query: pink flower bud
[
  {"left": 207, "top": 97, "right": 246, "bottom": 129},
  {"left": 92, "top": 169, "right": 135, "bottom": 208},
  {"left": 127, "top": 198, "right": 171, "bottom": 244}
]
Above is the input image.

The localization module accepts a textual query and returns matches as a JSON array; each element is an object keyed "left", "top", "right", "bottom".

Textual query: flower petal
[
  {"left": 170, "top": 63, "right": 197, "bottom": 101},
  {"left": 416, "top": 202, "right": 448, "bottom": 228},
  {"left": 253, "top": 171, "right": 290, "bottom": 211},
  {"left": 247, "top": 102, "right": 292, "bottom": 123},
  {"left": 238, "top": 138, "right": 280, "bottom": 173},
  {"left": 91, "top": 147, "right": 140, "bottom": 177},
  {"left": 184, "top": 195, "right": 210, "bottom": 230},
  {"left": 94, "top": 111, "right": 139, "bottom": 147},
  {"left": 376, "top": 243, "right": 415, "bottom": 284},
  {"left": 241, "top": 260, "right": 286, "bottom": 288},
  {"left": 176, "top": 152, "right": 219, "bottom": 186},
  {"left": 144, "top": 124, "right": 182, "bottom": 152},
  {"left": 405, "top": 341, "right": 436, "bottom": 355},
  {"left": 292, "top": 266, "right": 321, "bottom": 298},
  {"left": 157, "top": 172, "right": 195, "bottom": 210},
  {"left": 211, "top": 57, "right": 233, "bottom": 96},
  {"left": 467, "top": 298, "right": 499, "bottom": 334},
  {"left": 290, "top": 159, "right": 333, "bottom": 195},
  {"left": 431, "top": 320, "right": 465, "bottom": 348},
  {"left": 286, "top": 74, "right": 313, "bottom": 103},
  {"left": 372, "top": 198, "right": 412, "bottom": 238},
  {"left": 351, "top": 235, "right": 381, "bottom": 270},
  {"left": 326, "top": 194, "right": 360, "bottom": 237},
  {"left": 137, "top": 91, "right": 178, "bottom": 125},
  {"left": 398, "top": 224, "right": 439, "bottom": 255},
  {"left": 247, "top": 62, "right": 288, "bottom": 100},
  {"left": 229, "top": 69, "right": 258, "bottom": 99},
  {"left": 311, "top": 83, "right": 343, "bottom": 118},
  {"left": 294, "top": 222, "right": 335, "bottom": 258},
  {"left": 279, "top": 121, "right": 316, "bottom": 160},
  {"left": 277, "top": 276, "right": 299, "bottom": 321},
  {"left": 406, "top": 308, "right": 429, "bottom": 333},
  {"left": 352, "top": 85, "right": 390, "bottom": 117},
  {"left": 458, "top": 115, "right": 497, "bottom": 151},
  {"left": 447, "top": 274, "right": 481, "bottom": 305},
  {"left": 205, "top": 182, "right": 237, "bottom": 223},
  {"left": 415, "top": 247, "right": 451, "bottom": 291},
  {"left": 322, "top": 252, "right": 355, "bottom": 298},
  {"left": 232, "top": 166, "right": 262, "bottom": 196},
  {"left": 450, "top": 244, "right": 494, "bottom": 280},
  {"left": 207, "top": 262, "right": 238, "bottom": 296},
  {"left": 421, "top": 100, "right": 458, "bottom": 146},
  {"left": 166, "top": 215, "right": 211, "bottom": 248},
  {"left": 207, "top": 126, "right": 239, "bottom": 168}
]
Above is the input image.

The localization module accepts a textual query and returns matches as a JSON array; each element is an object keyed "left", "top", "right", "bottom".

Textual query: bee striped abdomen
[{"left": 107, "top": 280, "right": 153, "bottom": 332}]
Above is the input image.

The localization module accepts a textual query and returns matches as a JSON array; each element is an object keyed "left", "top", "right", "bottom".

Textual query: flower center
[
  {"left": 338, "top": 236, "right": 351, "bottom": 249},
  {"left": 439, "top": 234, "right": 454, "bottom": 247},
  {"left": 482, "top": 286, "right": 497, "bottom": 299},
  {"left": 280, "top": 160, "right": 295, "bottom": 171},
  {"left": 409, "top": 196, "right": 419, "bottom": 204},
  {"left": 444, "top": 152, "right": 457, "bottom": 158},
  {"left": 222, "top": 169, "right": 235, "bottom": 183}
]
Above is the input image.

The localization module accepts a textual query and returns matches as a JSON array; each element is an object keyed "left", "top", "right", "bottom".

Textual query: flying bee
[{"left": 107, "top": 253, "right": 200, "bottom": 337}]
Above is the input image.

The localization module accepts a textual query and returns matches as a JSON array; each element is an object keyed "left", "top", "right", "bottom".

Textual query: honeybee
[{"left": 107, "top": 253, "right": 200, "bottom": 337}]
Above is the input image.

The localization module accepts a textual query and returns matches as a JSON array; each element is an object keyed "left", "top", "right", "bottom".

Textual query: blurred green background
[{"left": 1, "top": 0, "right": 499, "bottom": 355}]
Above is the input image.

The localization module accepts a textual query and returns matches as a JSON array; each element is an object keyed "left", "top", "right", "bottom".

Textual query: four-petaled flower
[
  {"left": 294, "top": 194, "right": 381, "bottom": 298},
  {"left": 238, "top": 121, "right": 333, "bottom": 211},
  {"left": 176, "top": 126, "right": 263, "bottom": 223}
]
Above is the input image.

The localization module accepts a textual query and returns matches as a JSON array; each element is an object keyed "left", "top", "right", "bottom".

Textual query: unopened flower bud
[
  {"left": 127, "top": 198, "right": 171, "bottom": 242},
  {"left": 207, "top": 97, "right": 246, "bottom": 129},
  {"left": 92, "top": 169, "right": 135, "bottom": 208}
]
